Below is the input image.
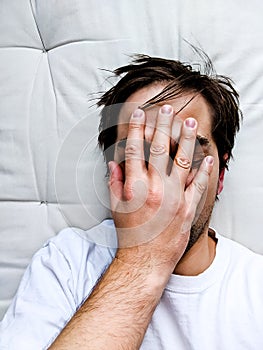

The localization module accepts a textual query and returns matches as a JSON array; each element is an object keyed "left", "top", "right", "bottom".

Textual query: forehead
[{"left": 117, "top": 83, "right": 213, "bottom": 140}]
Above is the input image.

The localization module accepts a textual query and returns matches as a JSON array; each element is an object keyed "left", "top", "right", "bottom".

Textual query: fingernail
[
  {"left": 205, "top": 156, "right": 214, "bottom": 165},
  {"left": 161, "top": 104, "right": 173, "bottom": 115},
  {"left": 185, "top": 118, "right": 197, "bottom": 128},
  {"left": 132, "top": 109, "right": 144, "bottom": 118}
]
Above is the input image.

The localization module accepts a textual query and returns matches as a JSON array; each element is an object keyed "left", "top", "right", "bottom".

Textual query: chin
[{"left": 184, "top": 204, "right": 214, "bottom": 254}]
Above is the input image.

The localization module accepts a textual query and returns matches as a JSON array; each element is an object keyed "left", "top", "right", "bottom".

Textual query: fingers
[
  {"left": 108, "top": 161, "right": 124, "bottom": 211},
  {"left": 170, "top": 117, "right": 197, "bottom": 183},
  {"left": 124, "top": 109, "right": 146, "bottom": 179},
  {"left": 144, "top": 107, "right": 182, "bottom": 154},
  {"left": 186, "top": 155, "right": 214, "bottom": 215},
  {"left": 170, "top": 116, "right": 183, "bottom": 155},
  {"left": 147, "top": 105, "right": 174, "bottom": 176},
  {"left": 144, "top": 108, "right": 157, "bottom": 144}
]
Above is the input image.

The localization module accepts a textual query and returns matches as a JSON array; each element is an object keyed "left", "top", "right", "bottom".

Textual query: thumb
[{"left": 108, "top": 161, "right": 124, "bottom": 210}]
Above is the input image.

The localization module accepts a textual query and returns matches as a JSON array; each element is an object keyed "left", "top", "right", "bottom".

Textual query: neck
[{"left": 173, "top": 230, "right": 216, "bottom": 276}]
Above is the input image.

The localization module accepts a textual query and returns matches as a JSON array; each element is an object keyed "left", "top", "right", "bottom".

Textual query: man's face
[{"left": 114, "top": 83, "right": 221, "bottom": 252}]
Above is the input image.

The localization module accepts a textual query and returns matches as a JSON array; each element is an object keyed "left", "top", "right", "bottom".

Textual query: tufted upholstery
[{"left": 1, "top": 0, "right": 263, "bottom": 319}]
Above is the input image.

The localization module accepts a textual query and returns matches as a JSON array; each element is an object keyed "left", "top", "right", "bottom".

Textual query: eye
[
  {"left": 117, "top": 139, "right": 127, "bottom": 149},
  {"left": 191, "top": 143, "right": 207, "bottom": 169},
  {"left": 115, "top": 139, "right": 126, "bottom": 166},
  {"left": 191, "top": 154, "right": 204, "bottom": 169}
]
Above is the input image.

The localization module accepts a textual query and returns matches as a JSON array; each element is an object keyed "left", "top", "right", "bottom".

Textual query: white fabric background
[{"left": 0, "top": 0, "right": 263, "bottom": 319}]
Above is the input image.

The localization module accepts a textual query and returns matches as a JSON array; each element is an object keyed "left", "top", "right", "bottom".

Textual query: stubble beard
[{"left": 183, "top": 203, "right": 215, "bottom": 255}]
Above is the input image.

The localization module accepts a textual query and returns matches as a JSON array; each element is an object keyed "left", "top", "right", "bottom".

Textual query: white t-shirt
[{"left": 1, "top": 219, "right": 263, "bottom": 349}]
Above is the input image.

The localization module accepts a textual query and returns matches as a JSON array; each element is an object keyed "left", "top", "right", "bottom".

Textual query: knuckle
[
  {"left": 150, "top": 143, "right": 167, "bottom": 156},
  {"left": 193, "top": 180, "right": 207, "bottom": 194},
  {"left": 183, "top": 133, "right": 196, "bottom": 141},
  {"left": 123, "top": 183, "right": 134, "bottom": 201},
  {"left": 125, "top": 144, "right": 139, "bottom": 158},
  {"left": 201, "top": 167, "right": 210, "bottom": 177},
  {"left": 146, "top": 188, "right": 163, "bottom": 206},
  {"left": 157, "top": 121, "right": 171, "bottom": 130},
  {"left": 129, "top": 122, "right": 142, "bottom": 131},
  {"left": 175, "top": 156, "right": 191, "bottom": 169}
]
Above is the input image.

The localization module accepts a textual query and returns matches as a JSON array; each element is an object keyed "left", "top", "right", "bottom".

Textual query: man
[{"left": 1, "top": 55, "right": 263, "bottom": 349}]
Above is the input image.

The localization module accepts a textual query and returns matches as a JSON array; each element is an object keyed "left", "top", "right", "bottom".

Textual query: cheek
[
  {"left": 207, "top": 166, "right": 221, "bottom": 200},
  {"left": 185, "top": 163, "right": 219, "bottom": 195}
]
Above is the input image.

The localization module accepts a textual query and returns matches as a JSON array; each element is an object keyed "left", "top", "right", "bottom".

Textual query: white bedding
[{"left": 1, "top": 0, "right": 263, "bottom": 319}]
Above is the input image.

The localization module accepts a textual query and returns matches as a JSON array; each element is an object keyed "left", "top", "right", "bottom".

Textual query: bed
[{"left": 1, "top": 0, "right": 263, "bottom": 319}]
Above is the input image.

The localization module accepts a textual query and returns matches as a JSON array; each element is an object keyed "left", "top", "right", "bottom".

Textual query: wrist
[{"left": 115, "top": 248, "right": 173, "bottom": 292}]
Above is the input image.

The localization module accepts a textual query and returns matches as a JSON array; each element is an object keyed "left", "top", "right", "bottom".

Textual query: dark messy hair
[{"left": 98, "top": 54, "right": 242, "bottom": 172}]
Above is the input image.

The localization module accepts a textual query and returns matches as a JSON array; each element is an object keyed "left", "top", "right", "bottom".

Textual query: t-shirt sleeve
[{"left": 0, "top": 235, "right": 77, "bottom": 350}]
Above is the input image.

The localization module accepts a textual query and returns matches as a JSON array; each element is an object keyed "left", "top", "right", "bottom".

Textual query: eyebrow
[
  {"left": 116, "top": 138, "right": 127, "bottom": 148},
  {"left": 196, "top": 135, "right": 210, "bottom": 147}
]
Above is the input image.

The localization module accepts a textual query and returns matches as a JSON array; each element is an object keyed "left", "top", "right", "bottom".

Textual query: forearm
[
  {"left": 49, "top": 104, "right": 213, "bottom": 349},
  {"left": 49, "top": 252, "right": 169, "bottom": 350}
]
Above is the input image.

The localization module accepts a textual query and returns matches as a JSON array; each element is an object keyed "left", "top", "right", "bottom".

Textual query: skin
[
  {"left": 114, "top": 84, "right": 222, "bottom": 275},
  {"left": 50, "top": 84, "right": 223, "bottom": 349}
]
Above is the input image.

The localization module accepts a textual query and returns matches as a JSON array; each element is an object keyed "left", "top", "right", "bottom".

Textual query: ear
[
  {"left": 217, "top": 168, "right": 225, "bottom": 195},
  {"left": 217, "top": 153, "right": 229, "bottom": 195}
]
